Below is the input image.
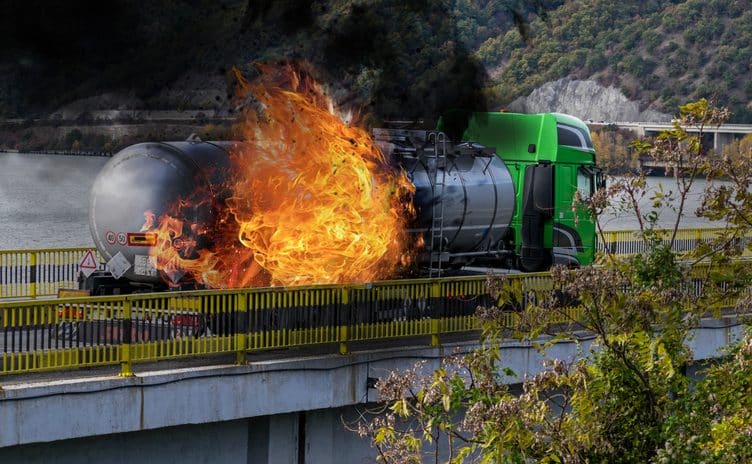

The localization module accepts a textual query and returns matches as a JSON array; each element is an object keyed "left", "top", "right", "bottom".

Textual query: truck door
[{"left": 520, "top": 163, "right": 554, "bottom": 271}]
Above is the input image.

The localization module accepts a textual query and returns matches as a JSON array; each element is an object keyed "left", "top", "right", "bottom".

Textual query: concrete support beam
[
  {"left": 0, "top": 420, "right": 250, "bottom": 464},
  {"left": 714, "top": 131, "right": 737, "bottom": 153},
  {"left": 246, "top": 414, "right": 305, "bottom": 464},
  {"left": 247, "top": 416, "right": 270, "bottom": 464}
]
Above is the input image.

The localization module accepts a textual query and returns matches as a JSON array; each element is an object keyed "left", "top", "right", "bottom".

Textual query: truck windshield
[{"left": 558, "top": 124, "right": 594, "bottom": 150}]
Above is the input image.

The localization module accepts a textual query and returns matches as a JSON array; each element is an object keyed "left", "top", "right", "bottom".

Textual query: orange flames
[{"left": 143, "top": 63, "right": 415, "bottom": 288}]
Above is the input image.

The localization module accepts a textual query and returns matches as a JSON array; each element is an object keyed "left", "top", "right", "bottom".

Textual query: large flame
[{"left": 144, "top": 63, "right": 415, "bottom": 288}]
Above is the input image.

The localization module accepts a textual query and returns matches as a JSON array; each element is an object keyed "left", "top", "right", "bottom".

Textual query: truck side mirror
[{"left": 596, "top": 169, "right": 606, "bottom": 190}]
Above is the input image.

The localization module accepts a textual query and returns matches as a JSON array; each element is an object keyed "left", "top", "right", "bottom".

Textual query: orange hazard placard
[{"left": 127, "top": 233, "right": 157, "bottom": 246}]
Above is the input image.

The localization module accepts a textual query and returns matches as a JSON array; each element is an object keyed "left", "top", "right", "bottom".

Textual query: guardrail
[
  {"left": 0, "top": 149, "right": 112, "bottom": 157},
  {"left": 0, "top": 248, "right": 103, "bottom": 300},
  {"left": 0, "top": 227, "right": 747, "bottom": 301},
  {"left": 0, "top": 262, "right": 741, "bottom": 377},
  {"left": 0, "top": 275, "right": 506, "bottom": 376},
  {"left": 598, "top": 227, "right": 752, "bottom": 255}
]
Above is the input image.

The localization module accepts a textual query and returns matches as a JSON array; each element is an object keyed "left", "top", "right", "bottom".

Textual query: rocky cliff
[{"left": 507, "top": 78, "right": 672, "bottom": 122}]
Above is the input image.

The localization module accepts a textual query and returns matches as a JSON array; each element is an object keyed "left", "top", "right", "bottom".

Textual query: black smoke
[{"left": 1, "top": 0, "right": 554, "bottom": 122}]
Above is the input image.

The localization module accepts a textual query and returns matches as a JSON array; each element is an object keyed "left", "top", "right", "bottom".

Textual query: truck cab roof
[{"left": 438, "top": 110, "right": 595, "bottom": 165}]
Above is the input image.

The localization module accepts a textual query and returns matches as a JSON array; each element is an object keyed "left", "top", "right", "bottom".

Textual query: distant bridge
[{"left": 588, "top": 121, "right": 752, "bottom": 153}]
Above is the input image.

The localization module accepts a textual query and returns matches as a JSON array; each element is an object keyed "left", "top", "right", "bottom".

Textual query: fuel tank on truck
[
  {"left": 375, "top": 129, "right": 516, "bottom": 266},
  {"left": 407, "top": 146, "right": 515, "bottom": 256},
  {"left": 89, "top": 140, "right": 231, "bottom": 283}
]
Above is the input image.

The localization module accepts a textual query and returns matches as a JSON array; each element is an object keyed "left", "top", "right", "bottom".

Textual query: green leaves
[
  {"left": 374, "top": 427, "right": 393, "bottom": 445},
  {"left": 390, "top": 399, "right": 410, "bottom": 417}
]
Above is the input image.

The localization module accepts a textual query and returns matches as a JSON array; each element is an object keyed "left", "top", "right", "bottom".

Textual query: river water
[
  {"left": 0, "top": 153, "right": 108, "bottom": 249},
  {"left": 596, "top": 176, "right": 727, "bottom": 231},
  {"left": 0, "top": 153, "right": 726, "bottom": 250}
]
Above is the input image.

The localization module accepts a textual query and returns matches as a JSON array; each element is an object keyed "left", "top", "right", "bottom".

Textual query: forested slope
[{"left": 1, "top": 0, "right": 750, "bottom": 122}]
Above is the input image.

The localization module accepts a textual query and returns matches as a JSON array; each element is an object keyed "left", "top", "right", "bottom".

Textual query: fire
[{"left": 143, "top": 63, "right": 415, "bottom": 288}]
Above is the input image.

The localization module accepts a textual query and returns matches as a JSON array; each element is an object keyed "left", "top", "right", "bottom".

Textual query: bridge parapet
[
  {"left": 588, "top": 121, "right": 752, "bottom": 153},
  {"left": 0, "top": 257, "right": 748, "bottom": 378},
  {"left": 0, "top": 314, "right": 742, "bottom": 449}
]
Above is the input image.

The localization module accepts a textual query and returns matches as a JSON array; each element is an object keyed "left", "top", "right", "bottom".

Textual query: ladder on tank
[{"left": 428, "top": 131, "right": 447, "bottom": 278}]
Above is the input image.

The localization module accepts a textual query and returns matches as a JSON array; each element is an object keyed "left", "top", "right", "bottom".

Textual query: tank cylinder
[
  {"left": 407, "top": 149, "right": 515, "bottom": 257},
  {"left": 89, "top": 141, "right": 231, "bottom": 282},
  {"left": 90, "top": 139, "right": 516, "bottom": 283}
]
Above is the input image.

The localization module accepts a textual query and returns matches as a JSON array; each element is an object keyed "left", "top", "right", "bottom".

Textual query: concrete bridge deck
[
  {"left": 0, "top": 315, "right": 743, "bottom": 463},
  {"left": 589, "top": 121, "right": 752, "bottom": 153}
]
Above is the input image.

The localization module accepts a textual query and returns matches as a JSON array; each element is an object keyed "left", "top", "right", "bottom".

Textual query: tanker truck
[{"left": 83, "top": 111, "right": 601, "bottom": 294}]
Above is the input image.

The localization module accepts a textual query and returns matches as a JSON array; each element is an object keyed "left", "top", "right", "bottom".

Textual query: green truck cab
[{"left": 440, "top": 111, "right": 600, "bottom": 271}]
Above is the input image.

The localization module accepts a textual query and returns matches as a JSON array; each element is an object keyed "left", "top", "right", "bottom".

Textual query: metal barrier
[
  {"left": 0, "top": 248, "right": 101, "bottom": 300},
  {"left": 0, "top": 264, "right": 746, "bottom": 377},
  {"left": 0, "top": 227, "right": 746, "bottom": 301},
  {"left": 0, "top": 275, "right": 500, "bottom": 376},
  {"left": 598, "top": 227, "right": 752, "bottom": 256},
  {"left": 1, "top": 226, "right": 749, "bottom": 376}
]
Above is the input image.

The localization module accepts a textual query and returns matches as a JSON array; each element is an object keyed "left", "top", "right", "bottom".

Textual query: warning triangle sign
[{"left": 79, "top": 250, "right": 98, "bottom": 277}]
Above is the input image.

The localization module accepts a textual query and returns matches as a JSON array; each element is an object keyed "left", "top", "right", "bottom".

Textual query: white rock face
[{"left": 507, "top": 78, "right": 671, "bottom": 122}]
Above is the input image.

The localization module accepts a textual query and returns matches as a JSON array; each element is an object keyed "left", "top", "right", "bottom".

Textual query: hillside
[
  {"left": 480, "top": 0, "right": 752, "bottom": 122},
  {"left": 1, "top": 0, "right": 750, "bottom": 123}
]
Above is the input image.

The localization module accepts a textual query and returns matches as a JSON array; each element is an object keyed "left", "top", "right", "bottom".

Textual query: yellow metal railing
[
  {"left": 0, "top": 248, "right": 101, "bottom": 300},
  {"left": 0, "top": 263, "right": 747, "bottom": 377},
  {"left": 1, "top": 227, "right": 746, "bottom": 301},
  {"left": 597, "top": 227, "right": 752, "bottom": 256},
  {"left": 0, "top": 275, "right": 494, "bottom": 376},
  {"left": 0, "top": 226, "right": 750, "bottom": 376}
]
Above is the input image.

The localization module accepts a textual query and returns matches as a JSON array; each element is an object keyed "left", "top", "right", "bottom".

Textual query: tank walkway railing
[
  {"left": 0, "top": 262, "right": 746, "bottom": 377},
  {"left": 0, "top": 227, "right": 748, "bottom": 301}
]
